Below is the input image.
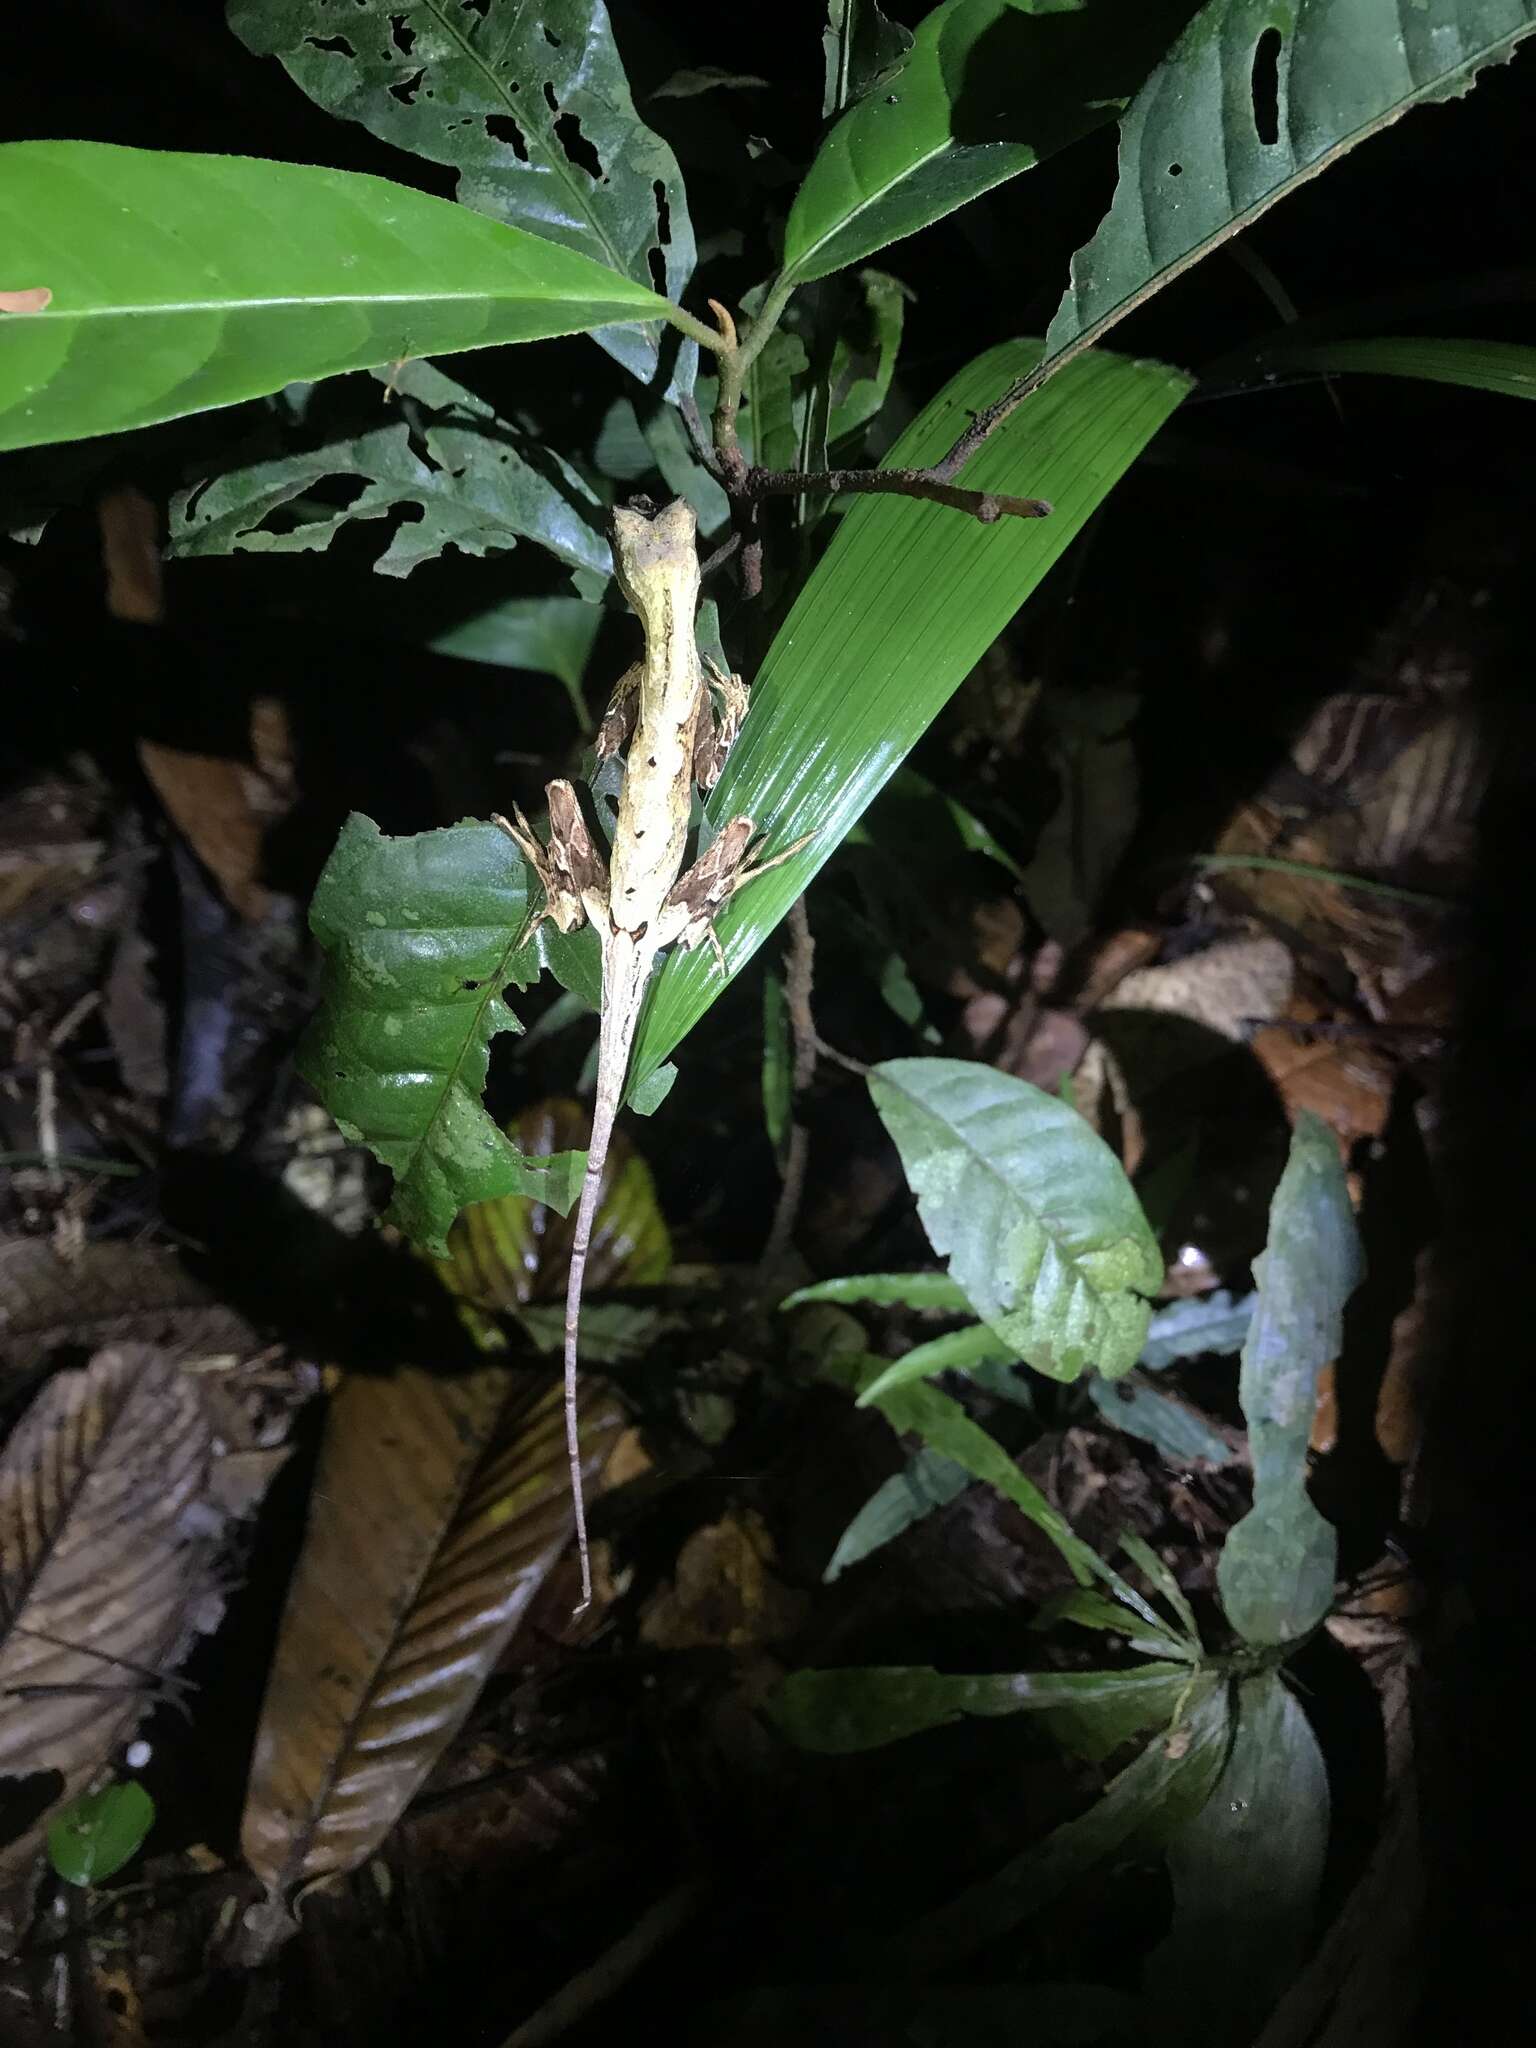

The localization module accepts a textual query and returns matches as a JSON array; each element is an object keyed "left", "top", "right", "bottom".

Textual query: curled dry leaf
[
  {"left": 238, "top": 1363, "right": 622, "bottom": 1960},
  {"left": 0, "top": 1346, "right": 219, "bottom": 1924}
]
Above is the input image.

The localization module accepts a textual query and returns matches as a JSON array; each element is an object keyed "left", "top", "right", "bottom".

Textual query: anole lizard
[{"left": 496, "top": 498, "right": 807, "bottom": 1610}]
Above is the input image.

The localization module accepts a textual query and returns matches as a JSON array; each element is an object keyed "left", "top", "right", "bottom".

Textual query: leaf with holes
[
  {"left": 230, "top": 0, "right": 696, "bottom": 394},
  {"left": 299, "top": 813, "right": 595, "bottom": 1256},
  {"left": 1042, "top": 0, "right": 1536, "bottom": 378},
  {"left": 781, "top": 0, "right": 1197, "bottom": 285},
  {"left": 868, "top": 1059, "right": 1163, "bottom": 1383},
  {"left": 0, "top": 1347, "right": 219, "bottom": 1895},
  {"left": 239, "top": 1363, "right": 622, "bottom": 1955},
  {"left": 1218, "top": 1112, "right": 1363, "bottom": 1646},
  {"left": 0, "top": 142, "right": 670, "bottom": 453},
  {"left": 170, "top": 360, "right": 608, "bottom": 580}
]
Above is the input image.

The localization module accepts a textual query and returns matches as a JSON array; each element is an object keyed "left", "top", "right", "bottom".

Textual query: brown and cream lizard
[{"left": 496, "top": 498, "right": 806, "bottom": 1609}]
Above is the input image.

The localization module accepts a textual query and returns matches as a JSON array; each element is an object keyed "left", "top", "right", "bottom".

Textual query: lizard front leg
[
  {"left": 658, "top": 816, "right": 815, "bottom": 972},
  {"left": 493, "top": 778, "right": 610, "bottom": 940}
]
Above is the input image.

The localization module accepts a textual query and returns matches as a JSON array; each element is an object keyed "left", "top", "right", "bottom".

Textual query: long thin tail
[{"left": 563, "top": 1084, "right": 617, "bottom": 1613}]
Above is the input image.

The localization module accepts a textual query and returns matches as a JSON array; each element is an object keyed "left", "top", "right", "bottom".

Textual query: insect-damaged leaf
[
  {"left": 868, "top": 1059, "right": 1162, "bottom": 1382},
  {"left": 169, "top": 361, "right": 609, "bottom": 582},
  {"left": 240, "top": 1364, "right": 622, "bottom": 1952},
  {"left": 0, "top": 1348, "right": 219, "bottom": 1898},
  {"left": 230, "top": 0, "right": 697, "bottom": 395},
  {"left": 0, "top": 142, "right": 669, "bottom": 453},
  {"left": 299, "top": 814, "right": 596, "bottom": 1255}
]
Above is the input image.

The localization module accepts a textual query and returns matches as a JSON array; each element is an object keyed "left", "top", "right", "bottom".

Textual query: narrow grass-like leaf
[
  {"left": 1140, "top": 1288, "right": 1255, "bottom": 1368},
  {"left": 1218, "top": 1113, "right": 1363, "bottom": 1646},
  {"left": 1042, "top": 0, "right": 1536, "bottom": 379},
  {"left": 895, "top": 1675, "right": 1230, "bottom": 1974},
  {"left": 299, "top": 815, "right": 595, "bottom": 1255},
  {"left": 229, "top": 0, "right": 696, "bottom": 393},
  {"left": 858, "top": 1319, "right": 1020, "bottom": 1404},
  {"left": 781, "top": 0, "right": 1196, "bottom": 285},
  {"left": 0, "top": 143, "right": 670, "bottom": 452},
  {"left": 1256, "top": 333, "right": 1536, "bottom": 400},
  {"left": 628, "top": 341, "right": 1191, "bottom": 1088},
  {"left": 1088, "top": 1374, "right": 1237, "bottom": 1467},
  {"left": 868, "top": 1059, "right": 1162, "bottom": 1382},
  {"left": 781, "top": 1271, "right": 974, "bottom": 1313},
  {"left": 170, "top": 362, "right": 608, "bottom": 580},
  {"left": 770, "top": 1661, "right": 1196, "bottom": 1756},
  {"left": 1147, "top": 1672, "right": 1329, "bottom": 2043},
  {"left": 823, "top": 1446, "right": 971, "bottom": 1582}
]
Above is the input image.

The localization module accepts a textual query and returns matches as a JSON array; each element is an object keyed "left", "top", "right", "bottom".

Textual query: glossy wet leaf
[
  {"left": 824, "top": 1445, "right": 971, "bottom": 1582},
  {"left": 782, "top": 0, "right": 1196, "bottom": 285},
  {"left": 47, "top": 1782, "right": 155, "bottom": 1888},
  {"left": 0, "top": 142, "right": 669, "bottom": 452},
  {"left": 299, "top": 814, "right": 595, "bottom": 1255},
  {"left": 1140, "top": 1288, "right": 1255, "bottom": 1369},
  {"left": 1218, "top": 1113, "right": 1363, "bottom": 1646},
  {"left": 868, "top": 1059, "right": 1162, "bottom": 1382},
  {"left": 898, "top": 1675, "right": 1230, "bottom": 1974},
  {"left": 169, "top": 361, "right": 607, "bottom": 581},
  {"left": 1257, "top": 333, "right": 1536, "bottom": 400},
  {"left": 628, "top": 341, "right": 1191, "bottom": 1090},
  {"left": 230, "top": 0, "right": 696, "bottom": 393},
  {"left": 0, "top": 1347, "right": 216, "bottom": 1890},
  {"left": 241, "top": 1365, "right": 621, "bottom": 1950},
  {"left": 823, "top": 0, "right": 915, "bottom": 117},
  {"left": 770, "top": 1660, "right": 1196, "bottom": 1757},
  {"left": 1147, "top": 1672, "right": 1329, "bottom": 2043},
  {"left": 1043, "top": 0, "right": 1536, "bottom": 377}
]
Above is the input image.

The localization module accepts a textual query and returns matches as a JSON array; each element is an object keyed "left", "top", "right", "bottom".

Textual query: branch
[{"left": 746, "top": 464, "right": 1051, "bottom": 523}]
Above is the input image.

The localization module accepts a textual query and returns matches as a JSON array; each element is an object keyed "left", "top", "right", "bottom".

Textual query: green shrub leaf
[
  {"left": 47, "top": 1782, "right": 155, "bottom": 1888},
  {"left": 0, "top": 142, "right": 669, "bottom": 452},
  {"left": 868, "top": 1059, "right": 1162, "bottom": 1382}
]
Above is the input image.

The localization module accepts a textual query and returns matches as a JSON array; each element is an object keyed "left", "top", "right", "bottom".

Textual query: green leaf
[
  {"left": 823, "top": 0, "right": 916, "bottom": 118},
  {"left": 782, "top": 0, "right": 1196, "bottom": 286},
  {"left": 856, "top": 764, "right": 1027, "bottom": 883},
  {"left": 1140, "top": 1288, "right": 1255, "bottom": 1369},
  {"left": 857, "top": 1319, "right": 1020, "bottom": 1404},
  {"left": 868, "top": 1059, "right": 1162, "bottom": 1382},
  {"left": 299, "top": 815, "right": 593, "bottom": 1255},
  {"left": 1043, "top": 0, "right": 1536, "bottom": 378},
  {"left": 229, "top": 0, "right": 696, "bottom": 394},
  {"left": 1255, "top": 333, "right": 1536, "bottom": 400},
  {"left": 781, "top": 1270, "right": 973, "bottom": 1313},
  {"left": 47, "top": 1781, "right": 155, "bottom": 1888},
  {"left": 169, "top": 361, "right": 608, "bottom": 581},
  {"left": 1087, "top": 1374, "right": 1237, "bottom": 1467},
  {"left": 628, "top": 340, "right": 1191, "bottom": 1089},
  {"left": 0, "top": 142, "right": 670, "bottom": 453},
  {"left": 1146, "top": 1672, "right": 1329, "bottom": 2044},
  {"left": 1118, "top": 1530, "right": 1201, "bottom": 1645},
  {"left": 1217, "top": 1113, "right": 1363, "bottom": 1646},
  {"left": 838, "top": 1354, "right": 1102, "bottom": 1584},
  {"left": 770, "top": 1660, "right": 1198, "bottom": 1756},
  {"left": 823, "top": 1446, "right": 972, "bottom": 1581},
  {"left": 741, "top": 322, "right": 811, "bottom": 473},
  {"left": 428, "top": 594, "right": 603, "bottom": 731},
  {"left": 897, "top": 1676, "right": 1231, "bottom": 1973},
  {"left": 828, "top": 270, "right": 909, "bottom": 446}
]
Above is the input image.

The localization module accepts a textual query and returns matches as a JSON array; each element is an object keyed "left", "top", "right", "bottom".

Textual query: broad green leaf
[
  {"left": 47, "top": 1782, "right": 155, "bottom": 1887},
  {"left": 1043, "top": 0, "right": 1536, "bottom": 377},
  {"left": 898, "top": 1675, "right": 1230, "bottom": 1973},
  {"left": 868, "top": 1059, "right": 1162, "bottom": 1382},
  {"left": 629, "top": 341, "right": 1192, "bottom": 1088},
  {"left": 428, "top": 594, "right": 603, "bottom": 731},
  {"left": 770, "top": 1660, "right": 1196, "bottom": 1756},
  {"left": 823, "top": 1446, "right": 971, "bottom": 1581},
  {"left": 782, "top": 0, "right": 1196, "bottom": 285},
  {"left": 823, "top": 0, "right": 916, "bottom": 118},
  {"left": 856, "top": 764, "right": 1027, "bottom": 883},
  {"left": 1147, "top": 1672, "right": 1328, "bottom": 2044},
  {"left": 1218, "top": 1113, "right": 1363, "bottom": 1646},
  {"left": 169, "top": 361, "right": 608, "bottom": 580},
  {"left": 229, "top": 0, "right": 696, "bottom": 394},
  {"left": 1087, "top": 1373, "right": 1237, "bottom": 1467},
  {"left": 857, "top": 1318, "right": 1021, "bottom": 1404},
  {"left": 0, "top": 142, "right": 670, "bottom": 453},
  {"left": 1256, "top": 333, "right": 1536, "bottom": 400},
  {"left": 741, "top": 321, "right": 810, "bottom": 473},
  {"left": 831, "top": 1353, "right": 1102, "bottom": 1584},
  {"left": 299, "top": 815, "right": 593, "bottom": 1255},
  {"left": 1140, "top": 1288, "right": 1255, "bottom": 1369},
  {"left": 781, "top": 1270, "right": 973, "bottom": 1313}
]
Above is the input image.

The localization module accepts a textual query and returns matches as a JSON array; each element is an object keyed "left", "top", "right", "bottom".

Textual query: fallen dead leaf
[{"left": 639, "top": 1509, "right": 808, "bottom": 1653}]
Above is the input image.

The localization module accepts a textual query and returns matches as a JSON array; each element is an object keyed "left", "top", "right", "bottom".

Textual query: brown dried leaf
[
  {"left": 0, "top": 1346, "right": 218, "bottom": 1895},
  {"left": 0, "top": 288, "right": 51, "bottom": 315},
  {"left": 137, "top": 742, "right": 270, "bottom": 922},
  {"left": 238, "top": 1364, "right": 621, "bottom": 1953},
  {"left": 98, "top": 486, "right": 163, "bottom": 626}
]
